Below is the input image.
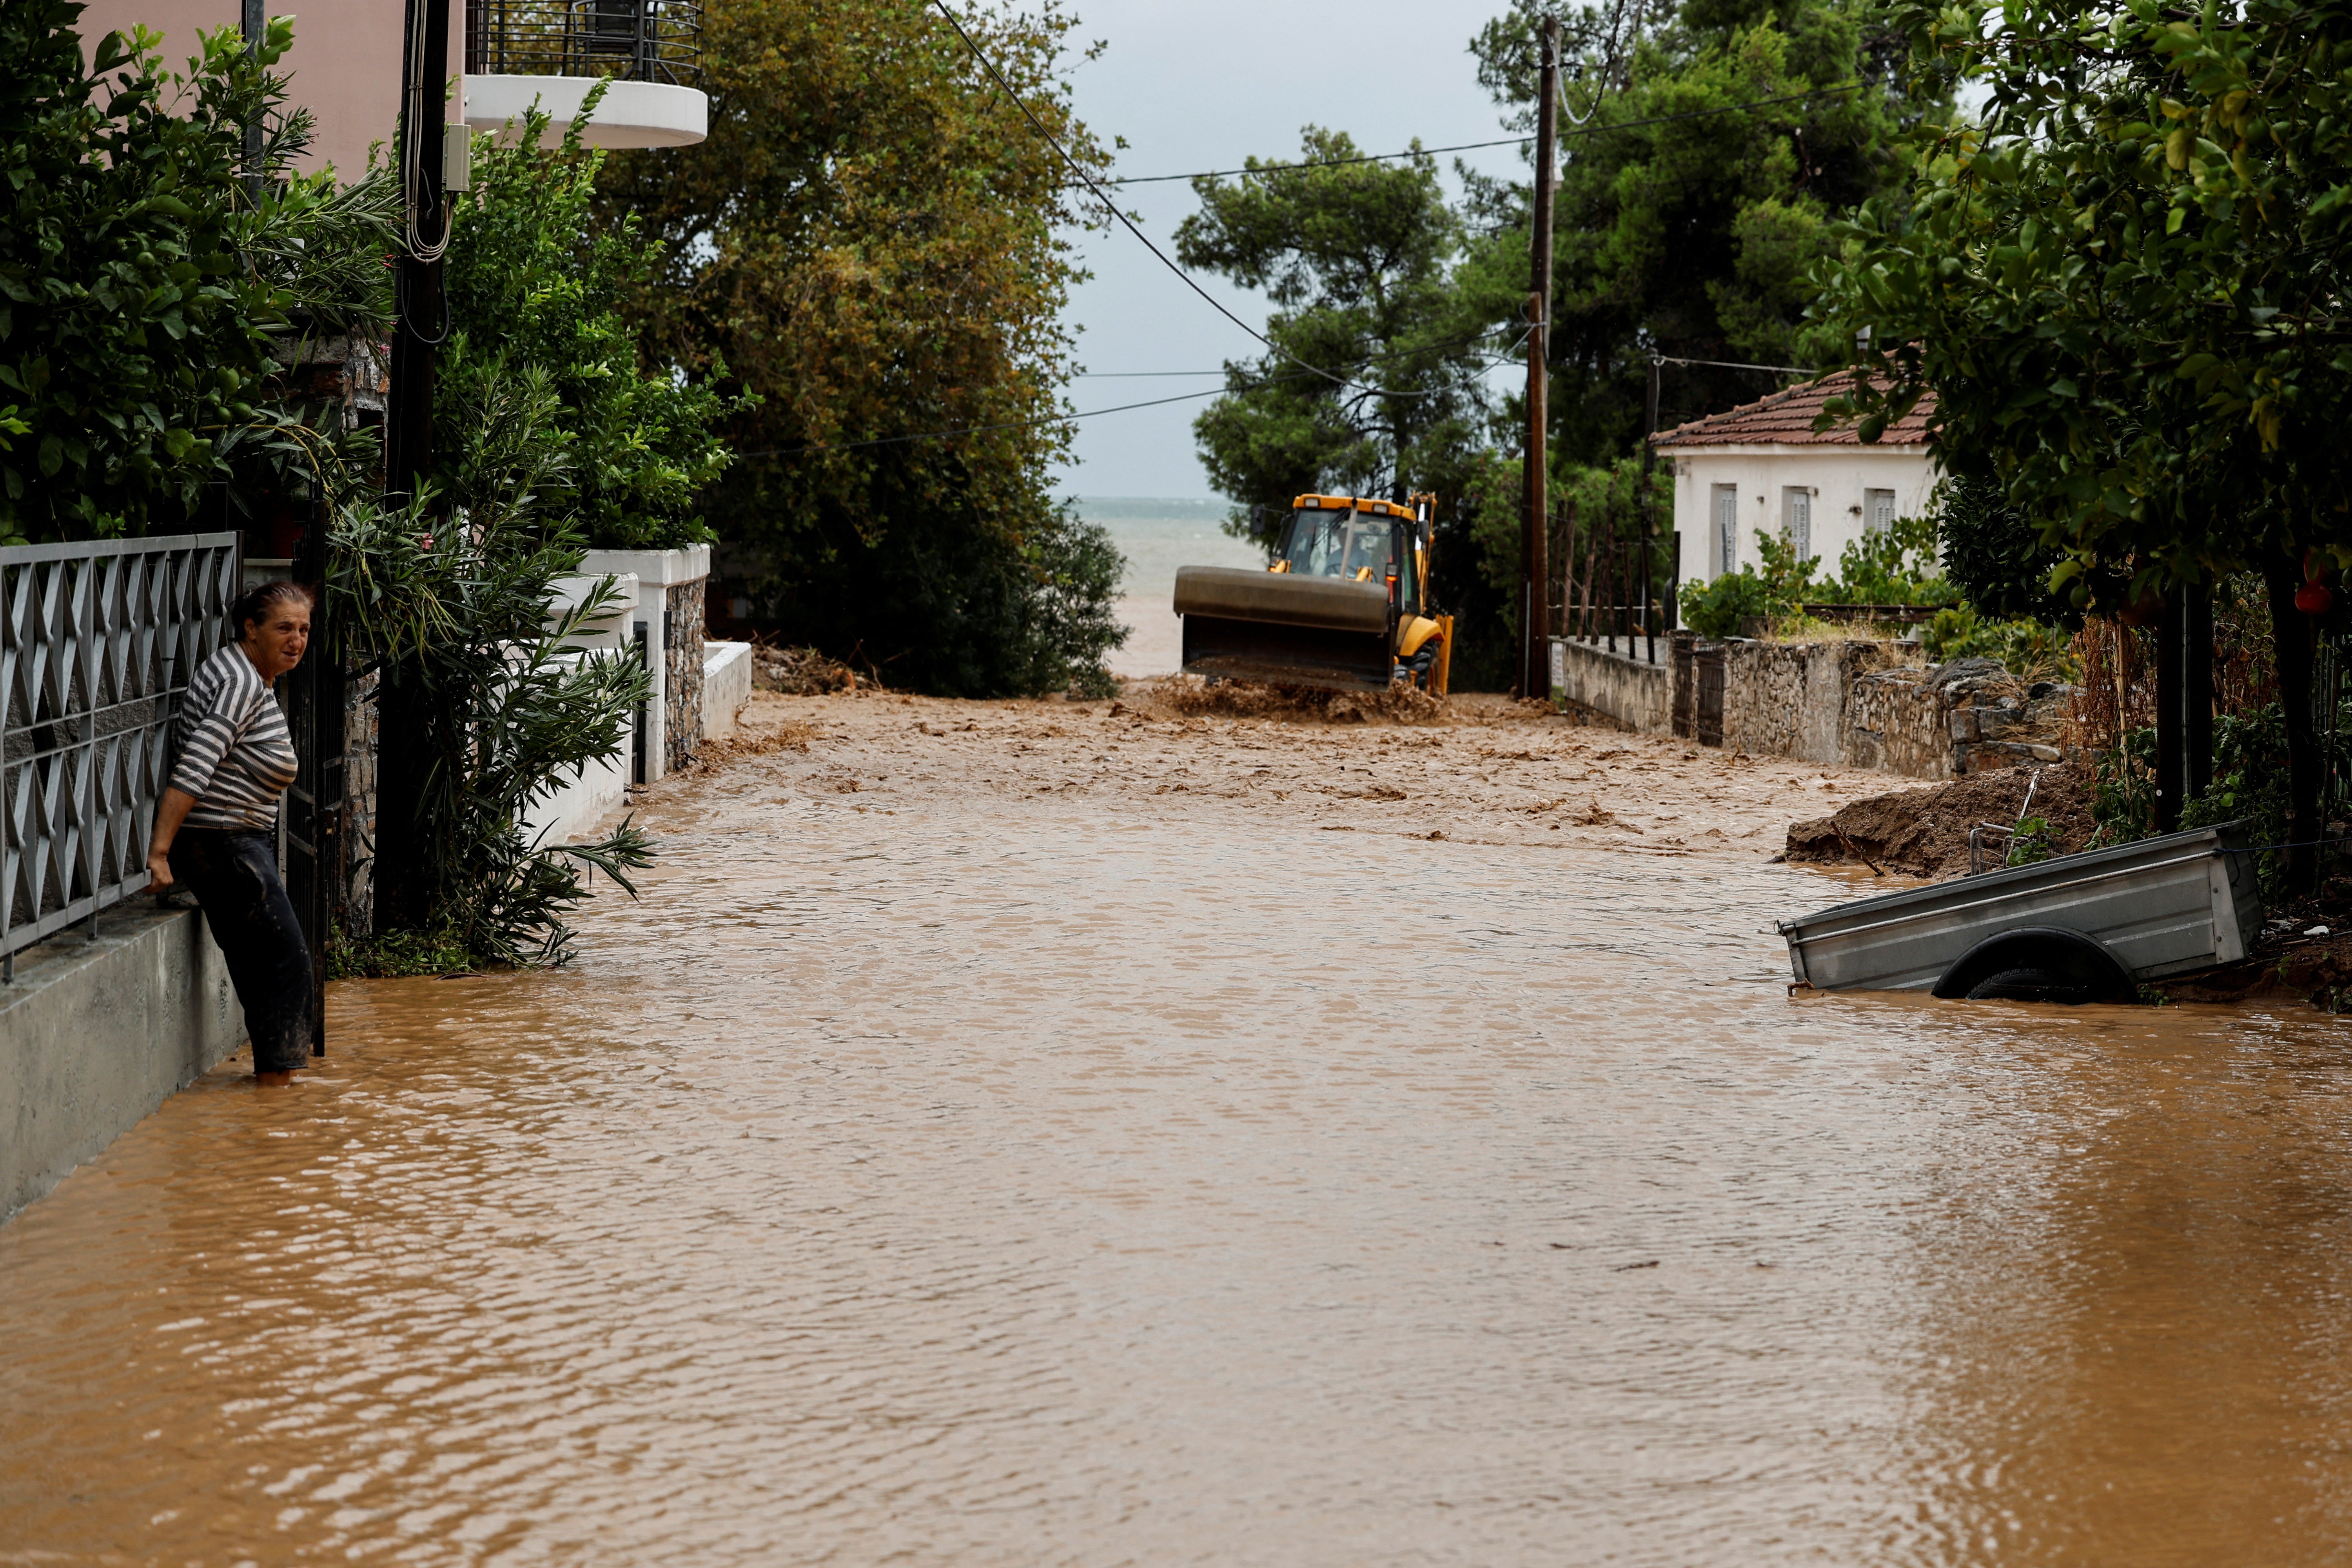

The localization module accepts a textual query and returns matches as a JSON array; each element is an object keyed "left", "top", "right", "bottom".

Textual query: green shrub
[
  {"left": 1939, "top": 470, "right": 2074, "bottom": 624},
  {"left": 1919, "top": 604, "right": 2079, "bottom": 680},
  {"left": 0, "top": 5, "right": 395, "bottom": 542},
  {"left": 441, "top": 96, "right": 740, "bottom": 550},
  {"left": 2180, "top": 706, "right": 2294, "bottom": 904},
  {"left": 1815, "top": 513, "right": 1966, "bottom": 608},
  {"left": 336, "top": 372, "right": 654, "bottom": 968}
]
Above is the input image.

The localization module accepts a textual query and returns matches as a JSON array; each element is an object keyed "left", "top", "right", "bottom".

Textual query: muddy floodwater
[{"left": 5, "top": 695, "right": 2352, "bottom": 1566}]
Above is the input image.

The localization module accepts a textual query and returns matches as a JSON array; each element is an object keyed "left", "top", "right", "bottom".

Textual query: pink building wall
[{"left": 75, "top": 0, "right": 466, "bottom": 182}]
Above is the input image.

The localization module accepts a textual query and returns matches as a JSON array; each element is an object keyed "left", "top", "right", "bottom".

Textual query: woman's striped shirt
[{"left": 169, "top": 645, "right": 298, "bottom": 831}]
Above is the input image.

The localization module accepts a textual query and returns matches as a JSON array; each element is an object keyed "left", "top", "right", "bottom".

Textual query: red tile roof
[{"left": 1648, "top": 372, "right": 1936, "bottom": 449}]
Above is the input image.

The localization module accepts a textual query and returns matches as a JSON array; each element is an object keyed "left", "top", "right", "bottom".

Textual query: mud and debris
[
  {"left": 1783, "top": 762, "right": 2096, "bottom": 880},
  {"left": 749, "top": 643, "right": 873, "bottom": 696},
  {"left": 668, "top": 681, "right": 1889, "bottom": 855}
]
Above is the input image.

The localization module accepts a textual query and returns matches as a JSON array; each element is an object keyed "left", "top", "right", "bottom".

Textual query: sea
[{"left": 1067, "top": 496, "right": 1263, "bottom": 677}]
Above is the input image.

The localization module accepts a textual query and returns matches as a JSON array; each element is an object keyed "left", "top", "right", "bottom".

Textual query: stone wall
[
  {"left": 1845, "top": 667, "right": 1949, "bottom": 779},
  {"left": 1718, "top": 639, "right": 1919, "bottom": 766},
  {"left": 664, "top": 576, "right": 706, "bottom": 772},
  {"left": 339, "top": 667, "right": 378, "bottom": 936}
]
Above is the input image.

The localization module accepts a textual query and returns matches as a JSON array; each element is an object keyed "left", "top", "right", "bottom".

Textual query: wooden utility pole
[{"left": 1521, "top": 14, "right": 1560, "bottom": 699}]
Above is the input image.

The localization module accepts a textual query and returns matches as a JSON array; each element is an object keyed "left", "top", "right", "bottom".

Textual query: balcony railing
[
  {"left": 466, "top": 0, "right": 702, "bottom": 88},
  {"left": 2, "top": 533, "right": 239, "bottom": 977}
]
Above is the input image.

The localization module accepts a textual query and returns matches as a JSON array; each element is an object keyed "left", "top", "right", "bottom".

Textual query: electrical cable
[
  {"left": 737, "top": 326, "right": 1534, "bottom": 461},
  {"left": 1073, "top": 81, "right": 1864, "bottom": 188},
  {"left": 1651, "top": 354, "right": 1815, "bottom": 375},
  {"left": 397, "top": 0, "right": 452, "bottom": 266},
  {"left": 931, "top": 0, "right": 1475, "bottom": 402}
]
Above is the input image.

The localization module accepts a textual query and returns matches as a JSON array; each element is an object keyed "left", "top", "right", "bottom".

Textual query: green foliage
[
  {"left": 0, "top": 3, "right": 396, "bottom": 543},
  {"left": 2005, "top": 815, "right": 2055, "bottom": 867},
  {"left": 1939, "top": 470, "right": 2072, "bottom": 624},
  {"left": 1918, "top": 605, "right": 2077, "bottom": 681},
  {"left": 1469, "top": 0, "right": 1930, "bottom": 467},
  {"left": 1682, "top": 529, "right": 1819, "bottom": 636},
  {"left": 1817, "top": 0, "right": 2352, "bottom": 598},
  {"left": 2180, "top": 706, "right": 2295, "bottom": 904},
  {"left": 442, "top": 99, "right": 738, "bottom": 551},
  {"left": 1682, "top": 517, "right": 1953, "bottom": 635},
  {"left": 325, "top": 926, "right": 472, "bottom": 980},
  {"left": 1682, "top": 566, "right": 1777, "bottom": 637},
  {"left": 1811, "top": 512, "right": 1962, "bottom": 606},
  {"left": 2090, "top": 725, "right": 2160, "bottom": 850},
  {"left": 1175, "top": 127, "right": 1507, "bottom": 546},
  {"left": 1024, "top": 506, "right": 1128, "bottom": 697},
  {"left": 333, "top": 377, "right": 654, "bottom": 969},
  {"left": 595, "top": 0, "right": 1118, "bottom": 696}
]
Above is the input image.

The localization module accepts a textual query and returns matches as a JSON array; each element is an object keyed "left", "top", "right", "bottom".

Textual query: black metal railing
[{"left": 466, "top": 0, "right": 702, "bottom": 87}]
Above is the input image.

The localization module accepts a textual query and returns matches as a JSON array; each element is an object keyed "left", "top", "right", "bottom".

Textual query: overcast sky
[{"left": 1050, "top": 0, "right": 1537, "bottom": 501}]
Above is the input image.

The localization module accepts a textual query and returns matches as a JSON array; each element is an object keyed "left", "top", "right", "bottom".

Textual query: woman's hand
[{"left": 147, "top": 786, "right": 197, "bottom": 897}]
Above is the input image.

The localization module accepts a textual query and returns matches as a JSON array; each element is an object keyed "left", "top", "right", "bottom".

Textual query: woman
[{"left": 146, "top": 581, "right": 315, "bottom": 1086}]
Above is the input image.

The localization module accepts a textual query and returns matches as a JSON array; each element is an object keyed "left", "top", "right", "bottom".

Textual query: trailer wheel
[
  {"left": 1931, "top": 925, "right": 2134, "bottom": 1005},
  {"left": 1964, "top": 967, "right": 2093, "bottom": 1004}
]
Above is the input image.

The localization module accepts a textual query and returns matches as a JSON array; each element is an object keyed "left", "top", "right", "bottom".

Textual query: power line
[
  {"left": 931, "top": 0, "right": 1477, "bottom": 403},
  {"left": 735, "top": 372, "right": 1323, "bottom": 461},
  {"left": 739, "top": 332, "right": 1533, "bottom": 461},
  {"left": 1067, "top": 82, "right": 1864, "bottom": 189}
]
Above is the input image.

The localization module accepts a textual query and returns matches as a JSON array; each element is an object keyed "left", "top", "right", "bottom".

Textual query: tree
[
  {"left": 1469, "top": 0, "right": 1927, "bottom": 467},
  {"left": 1818, "top": 0, "right": 2352, "bottom": 886},
  {"left": 0, "top": 3, "right": 396, "bottom": 543},
  {"left": 593, "top": 0, "right": 1123, "bottom": 696},
  {"left": 439, "top": 98, "right": 740, "bottom": 551},
  {"left": 1175, "top": 130, "right": 1509, "bottom": 544}
]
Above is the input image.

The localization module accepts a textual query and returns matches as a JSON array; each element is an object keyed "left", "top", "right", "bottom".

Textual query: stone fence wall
[{"left": 1554, "top": 635, "right": 2075, "bottom": 780}]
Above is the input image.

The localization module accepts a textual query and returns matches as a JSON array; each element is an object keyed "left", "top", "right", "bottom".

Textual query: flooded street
[{"left": 5, "top": 693, "right": 2352, "bottom": 1565}]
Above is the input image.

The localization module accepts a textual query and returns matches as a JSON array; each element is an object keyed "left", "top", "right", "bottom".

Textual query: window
[
  {"left": 1782, "top": 487, "right": 1811, "bottom": 562},
  {"left": 1865, "top": 488, "right": 1897, "bottom": 534},
  {"left": 1713, "top": 484, "right": 1738, "bottom": 575}
]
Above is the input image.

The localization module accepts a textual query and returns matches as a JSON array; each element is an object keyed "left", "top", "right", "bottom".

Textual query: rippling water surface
[{"left": 5, "top": 776, "right": 2352, "bottom": 1565}]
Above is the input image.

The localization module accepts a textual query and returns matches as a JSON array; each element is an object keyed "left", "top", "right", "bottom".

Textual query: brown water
[{"left": 6, "top": 769, "right": 2352, "bottom": 1566}]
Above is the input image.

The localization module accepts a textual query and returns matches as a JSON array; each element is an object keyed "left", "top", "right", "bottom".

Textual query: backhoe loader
[{"left": 1171, "top": 493, "right": 1452, "bottom": 695}]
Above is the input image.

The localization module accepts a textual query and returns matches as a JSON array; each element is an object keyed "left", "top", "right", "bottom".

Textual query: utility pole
[
  {"left": 377, "top": 0, "right": 453, "bottom": 937},
  {"left": 1521, "top": 13, "right": 1560, "bottom": 700}
]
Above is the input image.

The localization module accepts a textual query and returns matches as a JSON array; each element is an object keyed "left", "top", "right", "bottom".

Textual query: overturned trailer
[
  {"left": 1778, "top": 822, "right": 2263, "bottom": 1003},
  {"left": 1172, "top": 493, "right": 1452, "bottom": 695}
]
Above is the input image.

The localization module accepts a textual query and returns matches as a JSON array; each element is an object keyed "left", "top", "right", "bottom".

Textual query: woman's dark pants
[{"left": 169, "top": 829, "right": 312, "bottom": 1074}]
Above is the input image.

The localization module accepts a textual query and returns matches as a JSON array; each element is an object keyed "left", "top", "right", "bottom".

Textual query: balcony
[{"left": 463, "top": 1, "right": 708, "bottom": 150}]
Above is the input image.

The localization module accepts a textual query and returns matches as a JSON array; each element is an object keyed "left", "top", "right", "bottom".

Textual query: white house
[{"left": 1651, "top": 374, "right": 1937, "bottom": 598}]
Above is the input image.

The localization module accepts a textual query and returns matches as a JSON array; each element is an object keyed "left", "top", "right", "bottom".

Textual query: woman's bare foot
[{"left": 254, "top": 1070, "right": 296, "bottom": 1087}]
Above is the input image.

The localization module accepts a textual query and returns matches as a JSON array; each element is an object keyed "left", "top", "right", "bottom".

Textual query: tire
[
  {"left": 1406, "top": 638, "right": 1442, "bottom": 690},
  {"left": 1965, "top": 967, "right": 2095, "bottom": 1004}
]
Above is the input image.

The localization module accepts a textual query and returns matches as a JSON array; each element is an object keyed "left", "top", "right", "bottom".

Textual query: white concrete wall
[
  {"left": 1666, "top": 445, "right": 1936, "bottom": 596},
  {"left": 702, "top": 641, "right": 752, "bottom": 738}
]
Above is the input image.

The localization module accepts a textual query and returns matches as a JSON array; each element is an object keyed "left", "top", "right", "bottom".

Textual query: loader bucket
[{"left": 1173, "top": 565, "right": 1393, "bottom": 692}]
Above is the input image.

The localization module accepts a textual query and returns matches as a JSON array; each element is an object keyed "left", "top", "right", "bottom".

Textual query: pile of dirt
[
  {"left": 1784, "top": 761, "right": 2095, "bottom": 879},
  {"left": 684, "top": 720, "right": 815, "bottom": 774},
  {"left": 1132, "top": 677, "right": 1447, "bottom": 726},
  {"left": 751, "top": 645, "right": 873, "bottom": 695}
]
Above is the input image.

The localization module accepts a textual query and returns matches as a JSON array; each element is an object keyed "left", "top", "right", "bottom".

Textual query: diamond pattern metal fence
[{"left": 1, "top": 534, "right": 239, "bottom": 976}]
